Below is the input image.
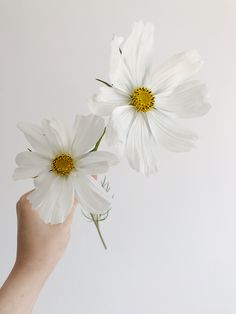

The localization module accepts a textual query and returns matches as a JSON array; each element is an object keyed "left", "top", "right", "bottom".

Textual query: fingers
[
  {"left": 17, "top": 190, "right": 34, "bottom": 208},
  {"left": 16, "top": 190, "right": 34, "bottom": 216},
  {"left": 17, "top": 191, "right": 78, "bottom": 227}
]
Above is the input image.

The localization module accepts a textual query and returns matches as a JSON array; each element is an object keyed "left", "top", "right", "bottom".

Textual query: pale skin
[{"left": 0, "top": 191, "right": 77, "bottom": 314}]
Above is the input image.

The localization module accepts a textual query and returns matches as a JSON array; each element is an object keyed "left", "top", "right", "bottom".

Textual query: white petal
[
  {"left": 108, "top": 140, "right": 126, "bottom": 159},
  {"left": 105, "top": 105, "right": 136, "bottom": 145},
  {"left": 49, "top": 119, "right": 72, "bottom": 151},
  {"left": 146, "top": 110, "right": 198, "bottom": 152},
  {"left": 13, "top": 151, "right": 50, "bottom": 180},
  {"left": 28, "top": 172, "right": 57, "bottom": 210},
  {"left": 74, "top": 176, "right": 112, "bottom": 214},
  {"left": 108, "top": 35, "right": 135, "bottom": 93},
  {"left": 72, "top": 114, "right": 105, "bottom": 157},
  {"left": 32, "top": 177, "right": 61, "bottom": 223},
  {"left": 121, "top": 21, "right": 154, "bottom": 86},
  {"left": 15, "top": 151, "right": 50, "bottom": 168},
  {"left": 148, "top": 50, "right": 203, "bottom": 96},
  {"left": 28, "top": 173, "right": 74, "bottom": 224},
  {"left": 157, "top": 80, "right": 211, "bottom": 118},
  {"left": 90, "top": 86, "right": 130, "bottom": 116},
  {"left": 89, "top": 98, "right": 117, "bottom": 117},
  {"left": 77, "top": 151, "right": 118, "bottom": 174},
  {"left": 41, "top": 119, "right": 71, "bottom": 154},
  {"left": 109, "top": 35, "right": 124, "bottom": 83},
  {"left": 49, "top": 177, "right": 74, "bottom": 224},
  {"left": 95, "top": 86, "right": 130, "bottom": 105},
  {"left": 17, "top": 122, "right": 53, "bottom": 157},
  {"left": 77, "top": 151, "right": 118, "bottom": 175},
  {"left": 125, "top": 113, "right": 160, "bottom": 175},
  {"left": 13, "top": 167, "right": 47, "bottom": 180}
]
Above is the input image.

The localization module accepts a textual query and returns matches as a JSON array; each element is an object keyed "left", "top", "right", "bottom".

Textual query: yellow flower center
[
  {"left": 52, "top": 154, "right": 74, "bottom": 176},
  {"left": 131, "top": 87, "right": 155, "bottom": 112}
]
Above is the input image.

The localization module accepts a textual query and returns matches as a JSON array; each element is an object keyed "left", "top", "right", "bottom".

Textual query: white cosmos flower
[
  {"left": 90, "top": 21, "right": 211, "bottom": 175},
  {"left": 81, "top": 175, "right": 113, "bottom": 221},
  {"left": 13, "top": 115, "right": 118, "bottom": 224}
]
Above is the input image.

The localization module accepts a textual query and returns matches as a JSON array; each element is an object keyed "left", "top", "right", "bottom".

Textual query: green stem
[
  {"left": 90, "top": 214, "right": 107, "bottom": 250},
  {"left": 96, "top": 78, "right": 113, "bottom": 88},
  {"left": 92, "top": 127, "right": 106, "bottom": 152},
  {"left": 90, "top": 128, "right": 108, "bottom": 249}
]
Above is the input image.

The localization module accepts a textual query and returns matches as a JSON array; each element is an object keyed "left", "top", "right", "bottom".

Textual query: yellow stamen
[
  {"left": 52, "top": 154, "right": 74, "bottom": 176},
  {"left": 131, "top": 87, "right": 155, "bottom": 112}
]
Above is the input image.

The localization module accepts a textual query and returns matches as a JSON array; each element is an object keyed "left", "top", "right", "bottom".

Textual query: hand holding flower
[
  {"left": 15, "top": 191, "right": 76, "bottom": 272},
  {"left": 0, "top": 192, "right": 76, "bottom": 314}
]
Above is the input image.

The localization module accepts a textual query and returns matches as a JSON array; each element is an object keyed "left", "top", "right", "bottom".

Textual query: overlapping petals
[
  {"left": 91, "top": 21, "right": 211, "bottom": 175},
  {"left": 13, "top": 114, "right": 118, "bottom": 224}
]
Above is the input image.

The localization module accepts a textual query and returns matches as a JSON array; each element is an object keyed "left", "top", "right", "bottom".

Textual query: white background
[{"left": 0, "top": 0, "right": 236, "bottom": 313}]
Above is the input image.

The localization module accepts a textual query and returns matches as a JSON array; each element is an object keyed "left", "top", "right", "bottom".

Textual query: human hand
[
  {"left": 0, "top": 191, "right": 77, "bottom": 314},
  {"left": 15, "top": 191, "right": 77, "bottom": 274}
]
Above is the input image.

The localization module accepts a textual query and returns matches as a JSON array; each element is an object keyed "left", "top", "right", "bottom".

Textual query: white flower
[
  {"left": 90, "top": 21, "right": 211, "bottom": 175},
  {"left": 13, "top": 115, "right": 118, "bottom": 224},
  {"left": 81, "top": 175, "right": 113, "bottom": 221}
]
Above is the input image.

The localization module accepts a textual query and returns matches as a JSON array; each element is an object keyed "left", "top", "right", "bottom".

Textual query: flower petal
[
  {"left": 146, "top": 110, "right": 198, "bottom": 152},
  {"left": 109, "top": 35, "right": 124, "bottom": 83},
  {"left": 28, "top": 173, "right": 74, "bottom": 224},
  {"left": 41, "top": 119, "right": 71, "bottom": 154},
  {"left": 126, "top": 113, "right": 160, "bottom": 175},
  {"left": 108, "top": 35, "right": 135, "bottom": 93},
  {"left": 148, "top": 50, "right": 203, "bottom": 96},
  {"left": 93, "top": 22, "right": 154, "bottom": 114},
  {"left": 13, "top": 151, "right": 50, "bottom": 180},
  {"left": 17, "top": 122, "right": 53, "bottom": 157},
  {"left": 77, "top": 151, "right": 118, "bottom": 174},
  {"left": 27, "top": 172, "right": 58, "bottom": 212},
  {"left": 74, "top": 175, "right": 112, "bottom": 214},
  {"left": 121, "top": 21, "right": 154, "bottom": 86},
  {"left": 157, "top": 80, "right": 211, "bottom": 118},
  {"left": 105, "top": 105, "right": 136, "bottom": 146},
  {"left": 15, "top": 151, "right": 50, "bottom": 168},
  {"left": 90, "top": 86, "right": 130, "bottom": 116},
  {"left": 13, "top": 167, "right": 47, "bottom": 180},
  {"left": 89, "top": 98, "right": 117, "bottom": 117},
  {"left": 49, "top": 177, "right": 74, "bottom": 224},
  {"left": 72, "top": 114, "right": 105, "bottom": 157}
]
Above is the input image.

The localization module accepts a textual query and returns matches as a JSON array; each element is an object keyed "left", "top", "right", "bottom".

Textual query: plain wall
[{"left": 0, "top": 0, "right": 236, "bottom": 313}]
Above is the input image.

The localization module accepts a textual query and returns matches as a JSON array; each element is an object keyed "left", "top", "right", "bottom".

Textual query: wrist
[
  {"left": 13, "top": 256, "right": 56, "bottom": 280},
  {"left": 15, "top": 244, "right": 64, "bottom": 274},
  {"left": 0, "top": 259, "right": 52, "bottom": 314}
]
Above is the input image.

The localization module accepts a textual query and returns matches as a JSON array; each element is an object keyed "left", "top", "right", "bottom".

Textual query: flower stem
[
  {"left": 90, "top": 127, "right": 108, "bottom": 249},
  {"left": 90, "top": 214, "right": 107, "bottom": 250},
  {"left": 96, "top": 78, "right": 113, "bottom": 88},
  {"left": 92, "top": 127, "right": 106, "bottom": 152}
]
